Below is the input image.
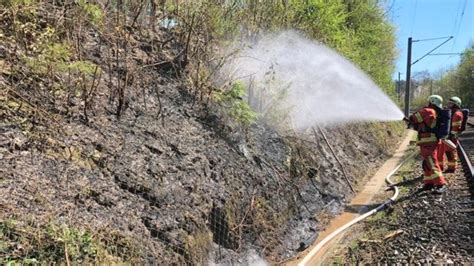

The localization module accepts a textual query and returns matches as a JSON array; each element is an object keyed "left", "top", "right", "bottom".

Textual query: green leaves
[
  {"left": 433, "top": 44, "right": 474, "bottom": 108},
  {"left": 455, "top": 44, "right": 474, "bottom": 107},
  {"left": 78, "top": 0, "right": 104, "bottom": 27},
  {"left": 23, "top": 42, "right": 99, "bottom": 76},
  {"left": 190, "top": 1, "right": 396, "bottom": 94},
  {"left": 1, "top": 0, "right": 36, "bottom": 8},
  {"left": 0, "top": 219, "right": 139, "bottom": 264},
  {"left": 229, "top": 100, "right": 258, "bottom": 127},
  {"left": 183, "top": 1, "right": 397, "bottom": 126},
  {"left": 215, "top": 81, "right": 258, "bottom": 127},
  {"left": 68, "top": 60, "right": 100, "bottom": 75}
]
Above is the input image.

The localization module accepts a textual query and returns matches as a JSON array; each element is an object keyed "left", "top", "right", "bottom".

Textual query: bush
[
  {"left": 215, "top": 81, "right": 258, "bottom": 127},
  {"left": 0, "top": 219, "right": 141, "bottom": 264}
]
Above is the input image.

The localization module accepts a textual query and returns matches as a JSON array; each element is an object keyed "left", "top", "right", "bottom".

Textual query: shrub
[{"left": 215, "top": 81, "right": 258, "bottom": 127}]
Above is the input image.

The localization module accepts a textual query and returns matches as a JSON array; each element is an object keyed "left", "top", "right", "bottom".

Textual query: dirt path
[{"left": 289, "top": 130, "right": 415, "bottom": 266}]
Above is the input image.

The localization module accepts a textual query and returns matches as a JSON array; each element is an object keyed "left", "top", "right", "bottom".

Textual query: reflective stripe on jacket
[{"left": 409, "top": 107, "right": 438, "bottom": 145}]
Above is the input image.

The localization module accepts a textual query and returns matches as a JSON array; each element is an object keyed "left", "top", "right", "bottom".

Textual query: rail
[
  {"left": 458, "top": 119, "right": 474, "bottom": 180},
  {"left": 298, "top": 117, "right": 473, "bottom": 265}
]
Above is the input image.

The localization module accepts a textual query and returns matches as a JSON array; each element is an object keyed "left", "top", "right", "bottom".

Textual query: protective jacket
[
  {"left": 438, "top": 107, "right": 464, "bottom": 172},
  {"left": 409, "top": 106, "right": 446, "bottom": 185},
  {"left": 450, "top": 108, "right": 464, "bottom": 139},
  {"left": 409, "top": 107, "right": 438, "bottom": 145}
]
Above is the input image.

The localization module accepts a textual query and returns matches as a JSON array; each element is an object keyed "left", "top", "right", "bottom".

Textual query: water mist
[{"left": 218, "top": 31, "right": 404, "bottom": 131}]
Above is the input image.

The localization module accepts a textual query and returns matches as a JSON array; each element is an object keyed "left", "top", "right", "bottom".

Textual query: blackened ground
[
  {"left": 0, "top": 81, "right": 405, "bottom": 264},
  {"left": 0, "top": 6, "right": 405, "bottom": 264}
]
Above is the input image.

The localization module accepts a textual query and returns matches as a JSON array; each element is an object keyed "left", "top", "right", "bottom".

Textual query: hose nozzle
[{"left": 402, "top": 117, "right": 413, "bottom": 129}]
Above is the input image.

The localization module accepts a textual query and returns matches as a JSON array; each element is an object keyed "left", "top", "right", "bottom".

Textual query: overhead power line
[
  {"left": 452, "top": 0, "right": 468, "bottom": 49},
  {"left": 404, "top": 35, "right": 455, "bottom": 116},
  {"left": 410, "top": 0, "right": 418, "bottom": 36},
  {"left": 412, "top": 36, "right": 453, "bottom": 65},
  {"left": 451, "top": 0, "right": 463, "bottom": 34},
  {"left": 427, "top": 53, "right": 463, "bottom": 56},
  {"left": 412, "top": 36, "right": 454, "bottom": 42},
  {"left": 383, "top": 0, "right": 396, "bottom": 17}
]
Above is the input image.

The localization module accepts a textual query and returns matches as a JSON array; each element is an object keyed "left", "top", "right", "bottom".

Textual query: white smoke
[
  {"left": 209, "top": 249, "right": 268, "bottom": 266},
  {"left": 218, "top": 30, "right": 404, "bottom": 131}
]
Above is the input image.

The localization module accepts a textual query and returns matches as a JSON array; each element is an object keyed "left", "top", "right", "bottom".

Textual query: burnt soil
[{"left": 0, "top": 4, "right": 405, "bottom": 264}]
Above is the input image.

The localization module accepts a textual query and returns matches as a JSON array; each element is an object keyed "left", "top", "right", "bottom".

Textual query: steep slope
[{"left": 0, "top": 1, "right": 404, "bottom": 264}]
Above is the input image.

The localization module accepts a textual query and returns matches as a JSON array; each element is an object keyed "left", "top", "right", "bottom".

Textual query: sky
[{"left": 386, "top": 0, "right": 474, "bottom": 79}]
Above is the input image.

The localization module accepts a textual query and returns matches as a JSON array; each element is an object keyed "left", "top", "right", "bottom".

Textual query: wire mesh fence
[
  {"left": 0, "top": 0, "right": 364, "bottom": 264},
  {"left": 1, "top": 149, "right": 310, "bottom": 265}
]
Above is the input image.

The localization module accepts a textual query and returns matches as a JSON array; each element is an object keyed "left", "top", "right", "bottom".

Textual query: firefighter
[
  {"left": 439, "top": 96, "right": 464, "bottom": 173},
  {"left": 408, "top": 95, "right": 447, "bottom": 193}
]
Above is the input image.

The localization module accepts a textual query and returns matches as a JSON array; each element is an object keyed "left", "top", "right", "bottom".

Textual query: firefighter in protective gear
[
  {"left": 438, "top": 96, "right": 464, "bottom": 173},
  {"left": 408, "top": 95, "right": 447, "bottom": 193}
]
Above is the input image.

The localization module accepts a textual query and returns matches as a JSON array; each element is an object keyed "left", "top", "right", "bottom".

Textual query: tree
[{"left": 433, "top": 43, "right": 474, "bottom": 108}]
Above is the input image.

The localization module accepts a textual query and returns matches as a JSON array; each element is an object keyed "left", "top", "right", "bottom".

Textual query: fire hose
[{"left": 298, "top": 152, "right": 417, "bottom": 266}]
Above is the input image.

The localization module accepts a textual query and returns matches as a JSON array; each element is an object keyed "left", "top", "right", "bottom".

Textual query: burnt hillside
[{"left": 0, "top": 1, "right": 404, "bottom": 264}]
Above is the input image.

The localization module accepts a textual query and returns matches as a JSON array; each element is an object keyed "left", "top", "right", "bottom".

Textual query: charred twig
[
  {"left": 160, "top": 37, "right": 175, "bottom": 49},
  {"left": 83, "top": 65, "right": 102, "bottom": 123},
  {"left": 7, "top": 89, "right": 59, "bottom": 124},
  {"left": 141, "top": 60, "right": 169, "bottom": 69},
  {"left": 130, "top": 0, "right": 146, "bottom": 29},
  {"left": 313, "top": 126, "right": 355, "bottom": 193},
  {"left": 261, "top": 159, "right": 313, "bottom": 214},
  {"left": 183, "top": 13, "right": 195, "bottom": 62},
  {"left": 231, "top": 195, "right": 255, "bottom": 231},
  {"left": 153, "top": 83, "right": 164, "bottom": 126}
]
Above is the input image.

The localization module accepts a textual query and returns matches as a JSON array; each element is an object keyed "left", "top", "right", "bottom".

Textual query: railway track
[
  {"left": 322, "top": 117, "right": 474, "bottom": 264},
  {"left": 457, "top": 116, "right": 474, "bottom": 257},
  {"left": 296, "top": 119, "right": 474, "bottom": 264},
  {"left": 458, "top": 115, "right": 474, "bottom": 179}
]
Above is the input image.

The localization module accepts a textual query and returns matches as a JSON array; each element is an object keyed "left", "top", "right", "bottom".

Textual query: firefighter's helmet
[
  {"left": 428, "top": 95, "right": 443, "bottom": 109},
  {"left": 448, "top": 96, "right": 462, "bottom": 107}
]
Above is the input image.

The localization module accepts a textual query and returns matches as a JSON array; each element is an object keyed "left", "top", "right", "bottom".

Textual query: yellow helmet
[
  {"left": 428, "top": 95, "right": 443, "bottom": 109},
  {"left": 448, "top": 96, "right": 462, "bottom": 107}
]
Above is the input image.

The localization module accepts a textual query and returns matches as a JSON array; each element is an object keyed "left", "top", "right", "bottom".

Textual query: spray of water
[{"left": 219, "top": 31, "right": 404, "bottom": 131}]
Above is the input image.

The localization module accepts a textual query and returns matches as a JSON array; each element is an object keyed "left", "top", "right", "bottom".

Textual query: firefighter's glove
[{"left": 403, "top": 117, "right": 413, "bottom": 129}]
